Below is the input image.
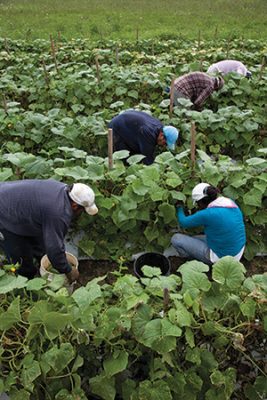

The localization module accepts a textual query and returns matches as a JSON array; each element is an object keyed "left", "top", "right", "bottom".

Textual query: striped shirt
[{"left": 174, "top": 72, "right": 217, "bottom": 109}]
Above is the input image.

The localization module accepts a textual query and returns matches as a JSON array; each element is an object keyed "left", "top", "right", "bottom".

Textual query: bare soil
[{"left": 76, "top": 256, "right": 267, "bottom": 286}]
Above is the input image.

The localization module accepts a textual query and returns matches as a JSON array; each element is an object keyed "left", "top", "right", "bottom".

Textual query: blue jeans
[{"left": 171, "top": 233, "right": 212, "bottom": 265}]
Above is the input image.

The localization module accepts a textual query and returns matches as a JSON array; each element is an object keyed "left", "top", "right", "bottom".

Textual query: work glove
[{"left": 66, "top": 266, "right": 80, "bottom": 283}]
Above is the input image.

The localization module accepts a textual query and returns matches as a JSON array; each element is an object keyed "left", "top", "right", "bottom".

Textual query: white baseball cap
[
  {"left": 192, "top": 183, "right": 210, "bottom": 204},
  {"left": 69, "top": 183, "right": 98, "bottom": 215}
]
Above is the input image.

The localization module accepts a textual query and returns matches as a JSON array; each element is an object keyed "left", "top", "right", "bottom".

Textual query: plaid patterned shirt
[{"left": 174, "top": 72, "right": 216, "bottom": 108}]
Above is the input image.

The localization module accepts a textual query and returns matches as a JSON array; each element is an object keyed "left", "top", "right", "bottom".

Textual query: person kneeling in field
[
  {"left": 207, "top": 60, "right": 252, "bottom": 78},
  {"left": 0, "top": 180, "right": 98, "bottom": 282},
  {"left": 173, "top": 72, "right": 224, "bottom": 110},
  {"left": 108, "top": 110, "right": 179, "bottom": 165},
  {"left": 171, "top": 183, "right": 246, "bottom": 265}
]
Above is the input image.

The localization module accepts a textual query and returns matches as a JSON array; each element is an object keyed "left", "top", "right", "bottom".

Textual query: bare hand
[{"left": 66, "top": 267, "right": 80, "bottom": 283}]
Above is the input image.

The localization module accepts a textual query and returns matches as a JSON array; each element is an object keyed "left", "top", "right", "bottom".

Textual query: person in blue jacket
[
  {"left": 171, "top": 183, "right": 246, "bottom": 265},
  {"left": 108, "top": 110, "right": 179, "bottom": 165}
]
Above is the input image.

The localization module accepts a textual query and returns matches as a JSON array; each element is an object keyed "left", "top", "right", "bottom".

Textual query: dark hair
[{"left": 198, "top": 185, "right": 220, "bottom": 208}]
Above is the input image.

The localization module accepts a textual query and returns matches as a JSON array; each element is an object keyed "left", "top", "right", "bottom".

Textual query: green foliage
[{"left": 0, "top": 259, "right": 266, "bottom": 399}]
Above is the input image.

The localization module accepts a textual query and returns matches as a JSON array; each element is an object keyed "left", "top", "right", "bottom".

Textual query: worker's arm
[
  {"left": 137, "top": 125, "right": 160, "bottom": 165},
  {"left": 42, "top": 215, "right": 72, "bottom": 274},
  {"left": 176, "top": 206, "right": 208, "bottom": 229},
  {"left": 194, "top": 85, "right": 213, "bottom": 109}
]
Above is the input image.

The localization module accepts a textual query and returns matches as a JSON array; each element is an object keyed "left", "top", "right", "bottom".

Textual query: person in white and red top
[{"left": 207, "top": 60, "right": 251, "bottom": 78}]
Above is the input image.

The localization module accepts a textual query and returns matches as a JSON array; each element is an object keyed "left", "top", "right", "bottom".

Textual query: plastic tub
[
  {"left": 40, "top": 252, "right": 78, "bottom": 293},
  {"left": 134, "top": 252, "right": 171, "bottom": 279}
]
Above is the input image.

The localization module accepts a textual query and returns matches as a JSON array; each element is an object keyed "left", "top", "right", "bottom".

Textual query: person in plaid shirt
[{"left": 173, "top": 72, "right": 224, "bottom": 110}]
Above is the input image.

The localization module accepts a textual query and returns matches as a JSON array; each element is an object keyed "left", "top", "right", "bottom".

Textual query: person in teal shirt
[{"left": 171, "top": 183, "right": 246, "bottom": 265}]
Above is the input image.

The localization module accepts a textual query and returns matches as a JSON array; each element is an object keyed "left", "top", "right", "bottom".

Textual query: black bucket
[{"left": 134, "top": 252, "right": 171, "bottom": 279}]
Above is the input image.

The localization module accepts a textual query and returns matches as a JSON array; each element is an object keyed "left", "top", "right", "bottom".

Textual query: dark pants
[{"left": 0, "top": 229, "right": 45, "bottom": 279}]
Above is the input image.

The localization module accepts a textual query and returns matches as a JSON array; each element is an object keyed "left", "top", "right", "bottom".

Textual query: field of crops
[{"left": 0, "top": 36, "right": 266, "bottom": 399}]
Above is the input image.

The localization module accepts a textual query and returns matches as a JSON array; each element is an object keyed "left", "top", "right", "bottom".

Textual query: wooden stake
[
  {"left": 108, "top": 128, "right": 113, "bottom": 170},
  {"left": 50, "top": 34, "right": 59, "bottom": 73},
  {"left": 4, "top": 38, "right": 10, "bottom": 54},
  {"left": 136, "top": 27, "right": 139, "bottom": 42},
  {"left": 226, "top": 35, "right": 231, "bottom": 59},
  {"left": 2, "top": 95, "right": 8, "bottom": 114},
  {"left": 115, "top": 45, "right": 119, "bottom": 65},
  {"left": 163, "top": 288, "right": 170, "bottom": 313},
  {"left": 151, "top": 41, "right": 154, "bottom": 56},
  {"left": 214, "top": 26, "right": 218, "bottom": 41},
  {"left": 259, "top": 56, "right": 266, "bottom": 80},
  {"left": 169, "top": 77, "right": 176, "bottom": 117},
  {"left": 198, "top": 29, "right": 201, "bottom": 49},
  {"left": 190, "top": 122, "right": 196, "bottom": 169},
  {"left": 95, "top": 55, "right": 100, "bottom": 83},
  {"left": 41, "top": 58, "right": 50, "bottom": 88}
]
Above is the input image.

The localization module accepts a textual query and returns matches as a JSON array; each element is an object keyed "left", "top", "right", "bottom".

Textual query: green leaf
[
  {"left": 179, "top": 261, "right": 211, "bottom": 296},
  {"left": 142, "top": 266, "right": 162, "bottom": 277},
  {"left": 138, "top": 380, "right": 172, "bottom": 400},
  {"left": 158, "top": 203, "right": 175, "bottom": 224},
  {"left": 185, "top": 327, "right": 195, "bottom": 348},
  {"left": 0, "top": 167, "right": 14, "bottom": 181},
  {"left": 244, "top": 376, "right": 267, "bottom": 400},
  {"left": 0, "top": 274, "right": 28, "bottom": 294},
  {"left": 212, "top": 257, "right": 246, "bottom": 290},
  {"left": 21, "top": 359, "right": 41, "bottom": 391},
  {"left": 128, "top": 90, "right": 138, "bottom": 99},
  {"left": 43, "top": 312, "right": 70, "bottom": 339},
  {"left": 90, "top": 375, "right": 116, "bottom": 400},
  {"left": 240, "top": 298, "right": 256, "bottom": 318},
  {"left": 115, "top": 87, "right": 127, "bottom": 96},
  {"left": 127, "top": 154, "right": 145, "bottom": 165},
  {"left": 113, "top": 150, "right": 129, "bottom": 160},
  {"left": 171, "top": 301, "right": 192, "bottom": 327},
  {"left": 243, "top": 189, "right": 263, "bottom": 207},
  {"left": 41, "top": 343, "right": 75, "bottom": 374},
  {"left": 0, "top": 297, "right": 21, "bottom": 330},
  {"left": 54, "top": 166, "right": 89, "bottom": 180},
  {"left": 72, "top": 283, "right": 102, "bottom": 310},
  {"left": 103, "top": 350, "right": 128, "bottom": 377},
  {"left": 26, "top": 277, "right": 46, "bottom": 291}
]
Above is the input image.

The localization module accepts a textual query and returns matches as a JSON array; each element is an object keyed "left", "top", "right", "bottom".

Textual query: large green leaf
[
  {"left": 40, "top": 343, "right": 75, "bottom": 374},
  {"left": 179, "top": 261, "right": 211, "bottom": 296},
  {"left": 72, "top": 283, "right": 102, "bottom": 310},
  {"left": 158, "top": 203, "right": 175, "bottom": 223},
  {"left": 103, "top": 350, "right": 128, "bottom": 377},
  {"left": 138, "top": 380, "right": 172, "bottom": 400},
  {"left": 90, "top": 375, "right": 116, "bottom": 400},
  {"left": 0, "top": 274, "right": 28, "bottom": 294},
  {"left": 212, "top": 257, "right": 246, "bottom": 290},
  {"left": 0, "top": 297, "right": 21, "bottom": 330}
]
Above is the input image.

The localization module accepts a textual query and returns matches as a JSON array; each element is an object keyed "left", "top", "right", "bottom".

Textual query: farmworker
[
  {"left": 108, "top": 110, "right": 179, "bottom": 165},
  {"left": 171, "top": 183, "right": 246, "bottom": 265},
  {"left": 207, "top": 60, "right": 252, "bottom": 78},
  {"left": 0, "top": 180, "right": 98, "bottom": 281},
  {"left": 173, "top": 72, "right": 224, "bottom": 110}
]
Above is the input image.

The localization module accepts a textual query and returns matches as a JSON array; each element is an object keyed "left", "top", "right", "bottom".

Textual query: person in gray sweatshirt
[{"left": 0, "top": 179, "right": 98, "bottom": 281}]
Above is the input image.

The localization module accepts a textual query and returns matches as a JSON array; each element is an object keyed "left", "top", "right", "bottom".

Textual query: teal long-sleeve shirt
[{"left": 176, "top": 205, "right": 246, "bottom": 258}]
